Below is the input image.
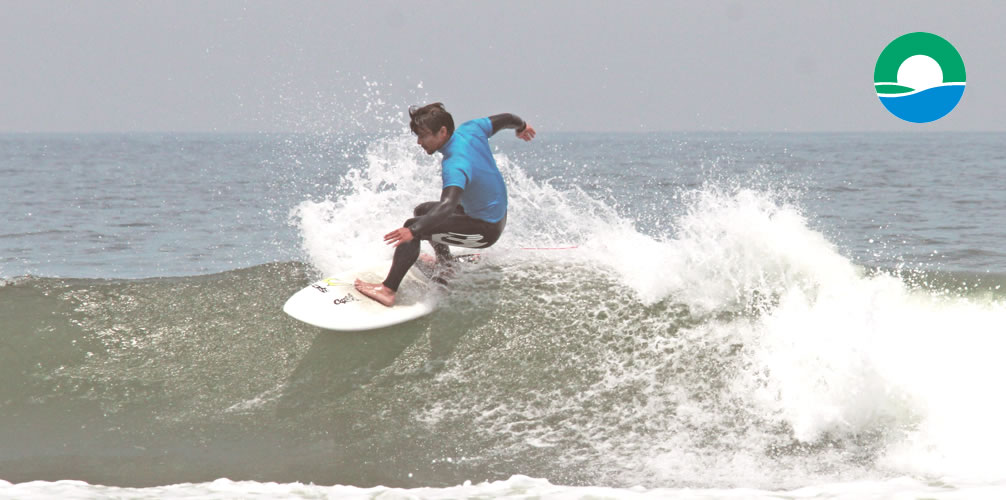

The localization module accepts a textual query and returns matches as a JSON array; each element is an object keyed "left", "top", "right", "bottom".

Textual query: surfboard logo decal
[{"left": 333, "top": 294, "right": 357, "bottom": 306}]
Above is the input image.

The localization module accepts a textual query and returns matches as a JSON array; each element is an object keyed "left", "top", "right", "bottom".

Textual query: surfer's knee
[{"left": 398, "top": 238, "right": 421, "bottom": 258}]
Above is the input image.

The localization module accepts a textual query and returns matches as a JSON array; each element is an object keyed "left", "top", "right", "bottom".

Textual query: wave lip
[{"left": 877, "top": 84, "right": 965, "bottom": 123}]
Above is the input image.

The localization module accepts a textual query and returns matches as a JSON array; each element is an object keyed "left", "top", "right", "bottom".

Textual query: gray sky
[{"left": 2, "top": 1, "right": 1004, "bottom": 132}]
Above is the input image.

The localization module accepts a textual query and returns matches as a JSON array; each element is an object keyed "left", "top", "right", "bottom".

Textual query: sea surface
[{"left": 2, "top": 131, "right": 1006, "bottom": 499}]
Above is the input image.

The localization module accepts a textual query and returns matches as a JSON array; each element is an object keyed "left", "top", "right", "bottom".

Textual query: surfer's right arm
[
  {"left": 385, "top": 186, "right": 463, "bottom": 247},
  {"left": 489, "top": 113, "right": 536, "bottom": 141}
]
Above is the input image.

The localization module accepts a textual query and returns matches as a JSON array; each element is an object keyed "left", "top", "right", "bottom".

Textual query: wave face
[
  {"left": 878, "top": 84, "right": 966, "bottom": 123},
  {"left": 4, "top": 134, "right": 1006, "bottom": 490}
]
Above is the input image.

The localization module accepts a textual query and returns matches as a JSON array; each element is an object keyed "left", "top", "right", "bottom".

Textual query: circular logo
[{"left": 874, "top": 32, "right": 966, "bottom": 123}]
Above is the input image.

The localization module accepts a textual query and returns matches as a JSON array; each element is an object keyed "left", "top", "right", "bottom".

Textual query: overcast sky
[{"left": 2, "top": 1, "right": 1004, "bottom": 132}]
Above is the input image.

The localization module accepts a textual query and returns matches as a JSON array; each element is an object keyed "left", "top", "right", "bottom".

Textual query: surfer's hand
[
  {"left": 516, "top": 124, "right": 536, "bottom": 141},
  {"left": 384, "top": 227, "right": 415, "bottom": 247}
]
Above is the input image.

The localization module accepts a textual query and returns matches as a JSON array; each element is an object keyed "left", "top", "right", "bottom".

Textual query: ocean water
[{"left": 2, "top": 131, "right": 1006, "bottom": 499}]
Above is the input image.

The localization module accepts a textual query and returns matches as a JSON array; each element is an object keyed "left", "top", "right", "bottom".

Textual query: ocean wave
[{"left": 5, "top": 135, "right": 1006, "bottom": 488}]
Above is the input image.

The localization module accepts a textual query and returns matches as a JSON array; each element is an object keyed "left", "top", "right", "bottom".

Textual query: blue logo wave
[{"left": 878, "top": 85, "right": 965, "bottom": 123}]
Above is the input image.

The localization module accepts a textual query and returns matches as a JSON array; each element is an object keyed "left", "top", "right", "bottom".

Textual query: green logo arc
[{"left": 874, "top": 32, "right": 966, "bottom": 85}]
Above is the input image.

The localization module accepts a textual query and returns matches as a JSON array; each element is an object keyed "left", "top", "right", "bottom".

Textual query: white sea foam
[
  {"left": 289, "top": 133, "right": 442, "bottom": 276},
  {"left": 607, "top": 186, "right": 1006, "bottom": 484},
  {"left": 671, "top": 192, "right": 1006, "bottom": 481}
]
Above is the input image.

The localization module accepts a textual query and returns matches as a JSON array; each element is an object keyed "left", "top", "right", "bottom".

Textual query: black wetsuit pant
[{"left": 382, "top": 202, "right": 506, "bottom": 291}]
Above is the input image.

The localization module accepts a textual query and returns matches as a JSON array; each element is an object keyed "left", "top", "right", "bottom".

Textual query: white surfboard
[{"left": 283, "top": 260, "right": 439, "bottom": 331}]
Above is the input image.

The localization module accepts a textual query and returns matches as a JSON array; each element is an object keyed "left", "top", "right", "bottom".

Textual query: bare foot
[{"left": 354, "top": 279, "right": 396, "bottom": 307}]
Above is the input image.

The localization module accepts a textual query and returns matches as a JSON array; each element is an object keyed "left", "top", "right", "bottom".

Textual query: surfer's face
[{"left": 416, "top": 126, "right": 449, "bottom": 155}]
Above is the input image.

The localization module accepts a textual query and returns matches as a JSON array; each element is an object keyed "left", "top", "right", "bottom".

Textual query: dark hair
[{"left": 408, "top": 102, "right": 454, "bottom": 136}]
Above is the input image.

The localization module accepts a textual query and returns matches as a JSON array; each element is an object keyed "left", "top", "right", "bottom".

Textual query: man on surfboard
[{"left": 355, "top": 103, "right": 536, "bottom": 306}]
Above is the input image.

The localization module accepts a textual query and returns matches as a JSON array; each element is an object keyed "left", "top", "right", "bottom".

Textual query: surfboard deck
[{"left": 283, "top": 260, "right": 438, "bottom": 331}]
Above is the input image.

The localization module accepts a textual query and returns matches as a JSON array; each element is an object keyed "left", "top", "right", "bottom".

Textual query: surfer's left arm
[
  {"left": 489, "top": 113, "right": 536, "bottom": 141},
  {"left": 384, "top": 186, "right": 463, "bottom": 247}
]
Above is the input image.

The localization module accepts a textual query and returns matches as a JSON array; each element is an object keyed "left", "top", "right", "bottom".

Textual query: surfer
[{"left": 355, "top": 102, "right": 536, "bottom": 306}]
